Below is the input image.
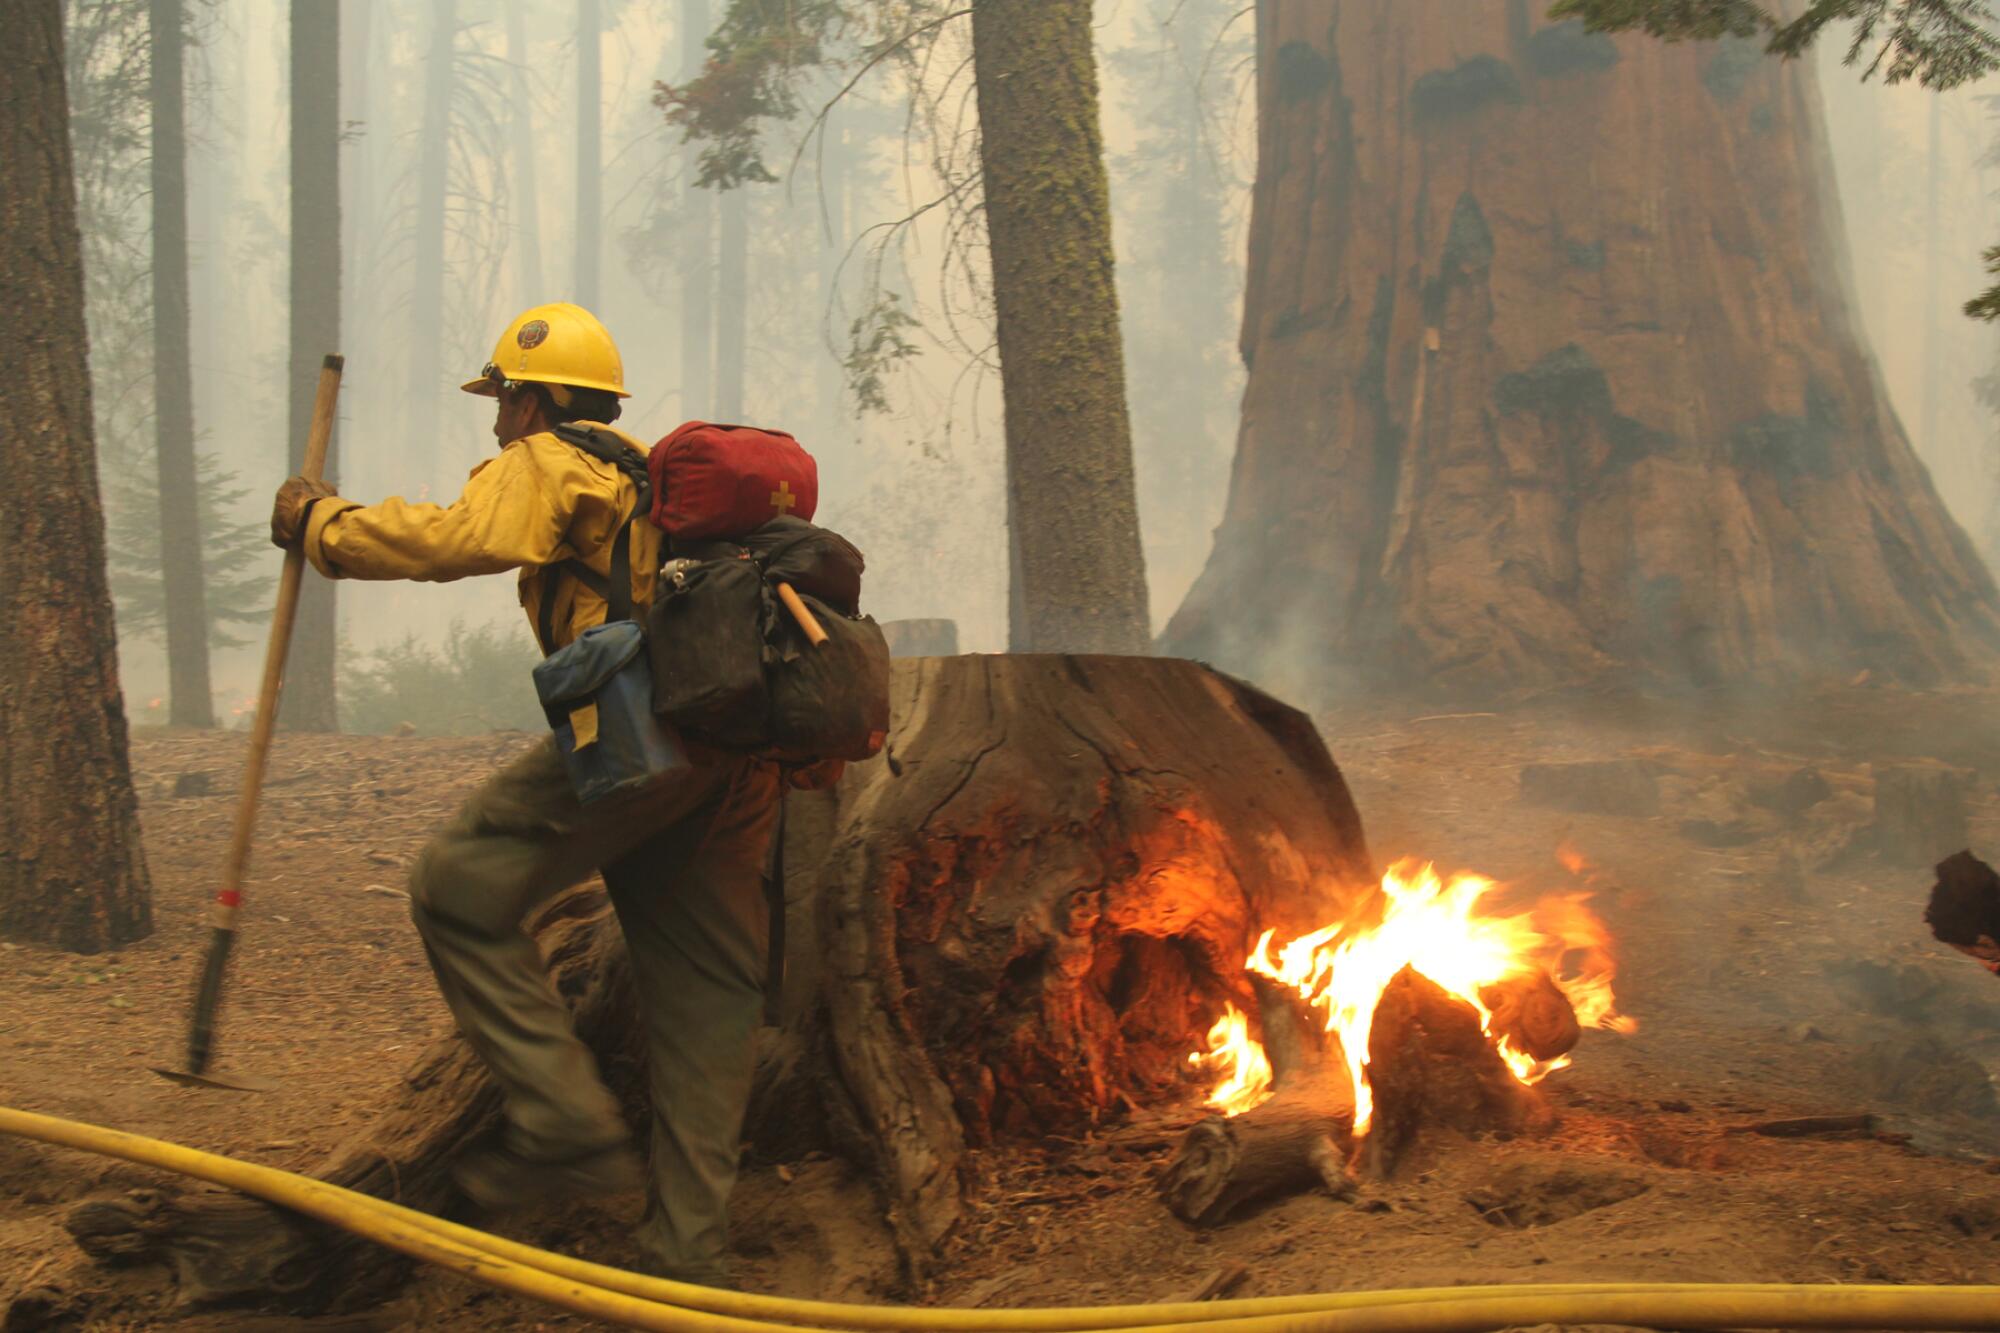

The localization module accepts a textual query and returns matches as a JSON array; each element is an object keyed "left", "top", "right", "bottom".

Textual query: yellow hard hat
[{"left": 461, "top": 301, "right": 629, "bottom": 400}]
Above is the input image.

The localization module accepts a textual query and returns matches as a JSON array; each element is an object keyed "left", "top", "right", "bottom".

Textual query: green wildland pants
[{"left": 407, "top": 735, "right": 779, "bottom": 1284}]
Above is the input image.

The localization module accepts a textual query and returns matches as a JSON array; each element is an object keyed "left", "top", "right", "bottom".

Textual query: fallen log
[
  {"left": 1157, "top": 1107, "right": 1355, "bottom": 1226},
  {"left": 1160, "top": 978, "right": 1354, "bottom": 1225}
]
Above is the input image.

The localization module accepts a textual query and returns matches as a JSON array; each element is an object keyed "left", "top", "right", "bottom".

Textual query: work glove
[{"left": 270, "top": 475, "right": 338, "bottom": 549}]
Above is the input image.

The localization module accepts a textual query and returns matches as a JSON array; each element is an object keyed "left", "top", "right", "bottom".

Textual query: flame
[
  {"left": 1187, "top": 1004, "right": 1273, "bottom": 1117},
  {"left": 1197, "top": 857, "right": 1633, "bottom": 1136}
]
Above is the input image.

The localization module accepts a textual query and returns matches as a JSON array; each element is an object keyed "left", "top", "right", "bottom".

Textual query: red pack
[{"left": 647, "top": 421, "right": 819, "bottom": 540}]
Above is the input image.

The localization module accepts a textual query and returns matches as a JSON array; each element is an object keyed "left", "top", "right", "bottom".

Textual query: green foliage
[
  {"left": 1968, "top": 245, "right": 2000, "bottom": 321},
  {"left": 1549, "top": 0, "right": 2000, "bottom": 87},
  {"left": 843, "top": 289, "right": 922, "bottom": 416},
  {"left": 1548, "top": 0, "right": 2000, "bottom": 319},
  {"left": 105, "top": 453, "right": 272, "bottom": 650},
  {"left": 654, "top": 0, "right": 846, "bottom": 188},
  {"left": 654, "top": 1, "right": 963, "bottom": 190},
  {"left": 340, "top": 620, "right": 545, "bottom": 736}
]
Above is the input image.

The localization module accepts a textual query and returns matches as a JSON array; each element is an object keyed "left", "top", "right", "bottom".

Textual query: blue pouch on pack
[{"left": 532, "top": 620, "right": 690, "bottom": 805}]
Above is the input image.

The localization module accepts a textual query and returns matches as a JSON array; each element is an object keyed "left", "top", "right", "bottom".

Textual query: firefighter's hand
[
  {"left": 270, "top": 476, "right": 337, "bottom": 549},
  {"left": 785, "top": 759, "right": 845, "bottom": 791}
]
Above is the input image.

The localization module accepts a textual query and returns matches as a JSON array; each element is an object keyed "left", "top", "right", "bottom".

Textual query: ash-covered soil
[{"left": 5, "top": 683, "right": 2000, "bottom": 1328}]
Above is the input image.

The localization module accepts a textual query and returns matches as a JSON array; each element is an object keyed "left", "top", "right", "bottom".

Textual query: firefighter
[{"left": 269, "top": 302, "right": 778, "bottom": 1288}]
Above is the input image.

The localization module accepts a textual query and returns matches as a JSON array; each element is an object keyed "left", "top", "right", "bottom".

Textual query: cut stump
[{"left": 63, "top": 654, "right": 1375, "bottom": 1309}]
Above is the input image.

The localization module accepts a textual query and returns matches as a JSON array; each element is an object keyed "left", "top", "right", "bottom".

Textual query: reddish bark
[{"left": 1165, "top": 2, "right": 2000, "bottom": 699}]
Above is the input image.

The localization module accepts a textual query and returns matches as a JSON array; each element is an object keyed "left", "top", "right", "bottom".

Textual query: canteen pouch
[
  {"left": 645, "top": 553, "right": 773, "bottom": 748},
  {"left": 768, "top": 592, "right": 891, "bottom": 762},
  {"left": 533, "top": 620, "right": 690, "bottom": 805}
]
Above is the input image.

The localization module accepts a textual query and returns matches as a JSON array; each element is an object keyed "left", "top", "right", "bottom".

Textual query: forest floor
[{"left": 5, "top": 680, "right": 2000, "bottom": 1329}]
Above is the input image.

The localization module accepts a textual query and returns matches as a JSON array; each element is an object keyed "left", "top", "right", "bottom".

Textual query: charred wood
[
  {"left": 1479, "top": 970, "right": 1582, "bottom": 1063},
  {"left": 1359, "top": 968, "right": 1554, "bottom": 1180}
]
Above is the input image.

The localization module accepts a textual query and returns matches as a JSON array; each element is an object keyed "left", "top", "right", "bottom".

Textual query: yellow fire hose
[{"left": 4, "top": 1105, "right": 1998, "bottom": 1332}]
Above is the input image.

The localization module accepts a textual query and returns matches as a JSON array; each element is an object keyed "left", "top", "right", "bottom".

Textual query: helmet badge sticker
[{"left": 516, "top": 319, "right": 550, "bottom": 350}]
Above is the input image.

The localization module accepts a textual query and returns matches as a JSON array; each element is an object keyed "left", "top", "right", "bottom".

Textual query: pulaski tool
[{"left": 153, "top": 354, "right": 344, "bottom": 1092}]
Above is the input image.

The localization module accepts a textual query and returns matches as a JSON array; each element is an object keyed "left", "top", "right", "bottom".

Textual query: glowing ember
[{"left": 1193, "top": 856, "right": 1634, "bottom": 1135}]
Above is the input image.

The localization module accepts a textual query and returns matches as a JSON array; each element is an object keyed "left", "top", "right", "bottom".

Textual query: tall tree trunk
[
  {"left": 410, "top": 0, "right": 453, "bottom": 500},
  {"left": 716, "top": 185, "right": 747, "bottom": 418},
  {"left": 679, "top": 0, "right": 713, "bottom": 418},
  {"left": 0, "top": 0, "right": 154, "bottom": 952},
  {"left": 505, "top": 0, "right": 544, "bottom": 302},
  {"left": 574, "top": 0, "right": 600, "bottom": 307},
  {"left": 971, "top": 0, "right": 1151, "bottom": 654},
  {"left": 149, "top": 0, "right": 214, "bottom": 728},
  {"left": 281, "top": 0, "right": 342, "bottom": 733},
  {"left": 1163, "top": 2, "right": 2000, "bottom": 698}
]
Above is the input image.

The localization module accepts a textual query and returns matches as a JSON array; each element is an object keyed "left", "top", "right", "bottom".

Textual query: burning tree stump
[{"left": 62, "top": 654, "right": 1376, "bottom": 1310}]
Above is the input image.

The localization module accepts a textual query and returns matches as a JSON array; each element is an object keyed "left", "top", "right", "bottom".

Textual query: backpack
[
  {"left": 548, "top": 423, "right": 890, "bottom": 764},
  {"left": 649, "top": 519, "right": 889, "bottom": 761},
  {"left": 648, "top": 421, "right": 819, "bottom": 539}
]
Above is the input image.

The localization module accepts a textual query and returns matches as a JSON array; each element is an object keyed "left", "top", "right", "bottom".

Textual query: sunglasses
[{"left": 481, "top": 363, "right": 575, "bottom": 407}]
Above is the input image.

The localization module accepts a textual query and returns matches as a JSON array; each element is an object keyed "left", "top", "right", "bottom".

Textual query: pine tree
[
  {"left": 657, "top": 0, "right": 1153, "bottom": 652},
  {"left": 106, "top": 452, "right": 274, "bottom": 651},
  {"left": 1, "top": 0, "right": 154, "bottom": 951},
  {"left": 148, "top": 0, "right": 214, "bottom": 726}
]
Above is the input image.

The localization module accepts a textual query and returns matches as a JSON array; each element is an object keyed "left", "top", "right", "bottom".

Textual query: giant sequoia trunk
[
  {"left": 63, "top": 655, "right": 1374, "bottom": 1304},
  {"left": 281, "top": 0, "right": 342, "bottom": 733},
  {"left": 1162, "top": 1, "right": 2000, "bottom": 700},
  {"left": 0, "top": 1, "right": 154, "bottom": 952},
  {"left": 149, "top": 0, "right": 215, "bottom": 729},
  {"left": 971, "top": 0, "right": 1152, "bottom": 655}
]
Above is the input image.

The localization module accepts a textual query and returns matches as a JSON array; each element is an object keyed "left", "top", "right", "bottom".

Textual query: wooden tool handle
[
  {"left": 776, "top": 582, "right": 830, "bottom": 648},
  {"left": 184, "top": 355, "right": 341, "bottom": 1077},
  {"left": 210, "top": 354, "right": 343, "bottom": 933}
]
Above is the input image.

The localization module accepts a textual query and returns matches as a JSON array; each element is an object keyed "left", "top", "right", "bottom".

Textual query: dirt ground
[{"left": 5, "top": 681, "right": 2000, "bottom": 1329}]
